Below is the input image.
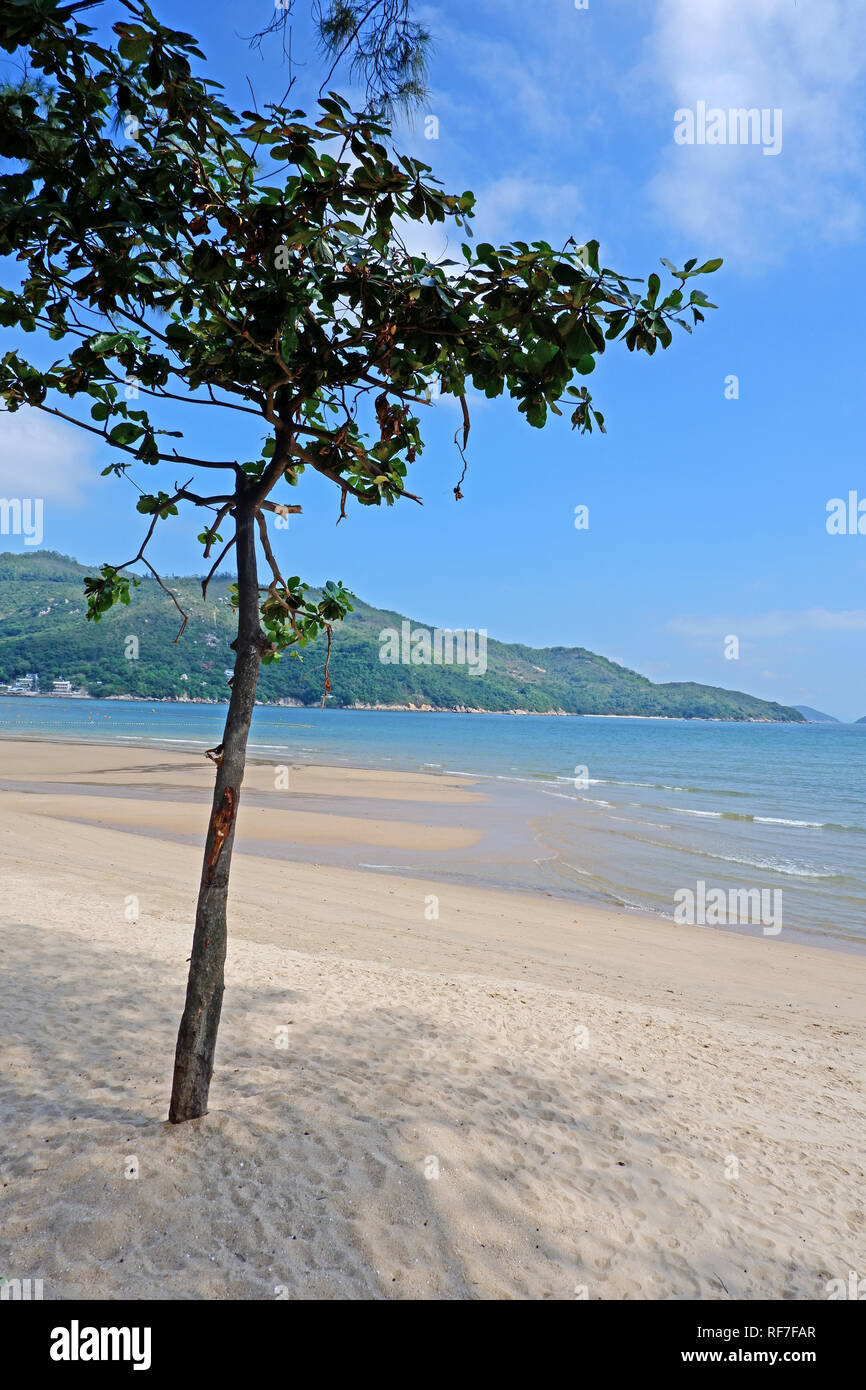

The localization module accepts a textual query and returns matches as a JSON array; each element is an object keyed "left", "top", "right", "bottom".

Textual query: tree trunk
[{"left": 168, "top": 496, "right": 266, "bottom": 1123}]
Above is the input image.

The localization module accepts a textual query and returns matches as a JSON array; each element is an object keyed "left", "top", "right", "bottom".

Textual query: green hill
[
  {"left": 794, "top": 705, "right": 839, "bottom": 723},
  {"left": 0, "top": 551, "right": 804, "bottom": 721}
]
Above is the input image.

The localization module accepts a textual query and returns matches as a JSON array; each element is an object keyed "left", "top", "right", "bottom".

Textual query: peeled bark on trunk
[{"left": 168, "top": 497, "right": 265, "bottom": 1123}]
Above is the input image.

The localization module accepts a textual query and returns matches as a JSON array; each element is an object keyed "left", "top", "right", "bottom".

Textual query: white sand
[{"left": 0, "top": 741, "right": 863, "bottom": 1299}]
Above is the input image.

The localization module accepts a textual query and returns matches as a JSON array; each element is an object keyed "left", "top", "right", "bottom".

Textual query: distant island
[
  {"left": 794, "top": 706, "right": 840, "bottom": 723},
  {"left": 0, "top": 551, "right": 805, "bottom": 721}
]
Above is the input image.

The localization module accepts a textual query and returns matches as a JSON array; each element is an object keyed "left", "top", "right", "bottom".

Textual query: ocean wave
[
  {"left": 554, "top": 775, "right": 691, "bottom": 792},
  {"left": 754, "top": 816, "right": 824, "bottom": 828},
  {"left": 660, "top": 806, "right": 857, "bottom": 832},
  {"left": 563, "top": 826, "right": 843, "bottom": 881},
  {"left": 553, "top": 775, "right": 758, "bottom": 797},
  {"left": 698, "top": 850, "right": 839, "bottom": 879},
  {"left": 537, "top": 788, "right": 614, "bottom": 807}
]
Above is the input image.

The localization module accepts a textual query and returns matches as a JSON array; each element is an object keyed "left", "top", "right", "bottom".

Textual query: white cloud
[
  {"left": 643, "top": 0, "right": 866, "bottom": 258},
  {"left": 396, "top": 174, "right": 584, "bottom": 262},
  {"left": 0, "top": 409, "right": 94, "bottom": 506},
  {"left": 394, "top": 213, "right": 454, "bottom": 266},
  {"left": 470, "top": 175, "right": 584, "bottom": 244},
  {"left": 668, "top": 608, "right": 866, "bottom": 639},
  {"left": 415, "top": 2, "right": 580, "bottom": 144}
]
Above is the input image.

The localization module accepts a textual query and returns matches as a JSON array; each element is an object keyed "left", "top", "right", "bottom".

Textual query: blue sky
[{"left": 2, "top": 0, "right": 866, "bottom": 717}]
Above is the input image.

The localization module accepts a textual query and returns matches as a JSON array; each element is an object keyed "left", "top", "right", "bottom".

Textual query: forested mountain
[{"left": 0, "top": 552, "right": 804, "bottom": 720}]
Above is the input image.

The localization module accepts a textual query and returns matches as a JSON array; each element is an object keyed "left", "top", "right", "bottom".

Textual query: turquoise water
[{"left": 2, "top": 697, "right": 865, "bottom": 949}]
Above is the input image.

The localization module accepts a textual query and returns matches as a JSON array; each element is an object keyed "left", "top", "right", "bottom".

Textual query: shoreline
[
  {"left": 0, "top": 732, "right": 858, "bottom": 955},
  {"left": 1, "top": 737, "right": 863, "bottom": 1299},
  {"left": 0, "top": 692, "right": 805, "bottom": 721}
]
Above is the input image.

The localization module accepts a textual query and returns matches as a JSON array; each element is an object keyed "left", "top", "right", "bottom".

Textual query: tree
[
  {"left": 0, "top": 0, "right": 720, "bottom": 1122},
  {"left": 251, "top": 0, "right": 431, "bottom": 114}
]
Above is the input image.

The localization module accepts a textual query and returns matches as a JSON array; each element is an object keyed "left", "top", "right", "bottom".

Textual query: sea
[{"left": 2, "top": 697, "right": 864, "bottom": 951}]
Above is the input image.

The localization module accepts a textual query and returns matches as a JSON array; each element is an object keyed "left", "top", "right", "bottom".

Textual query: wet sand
[{"left": 0, "top": 739, "right": 863, "bottom": 1299}]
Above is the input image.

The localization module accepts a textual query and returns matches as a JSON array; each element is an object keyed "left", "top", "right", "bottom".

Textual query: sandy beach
[{"left": 0, "top": 738, "right": 863, "bottom": 1300}]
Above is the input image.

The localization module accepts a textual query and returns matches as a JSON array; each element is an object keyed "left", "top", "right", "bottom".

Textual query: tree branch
[{"left": 201, "top": 536, "right": 237, "bottom": 600}]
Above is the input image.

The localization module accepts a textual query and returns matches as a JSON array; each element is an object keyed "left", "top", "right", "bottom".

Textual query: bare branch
[
  {"left": 26, "top": 401, "right": 243, "bottom": 471},
  {"left": 256, "top": 510, "right": 300, "bottom": 637},
  {"left": 201, "top": 536, "right": 237, "bottom": 600},
  {"left": 142, "top": 558, "right": 190, "bottom": 642},
  {"left": 202, "top": 502, "right": 234, "bottom": 558},
  {"left": 106, "top": 487, "right": 192, "bottom": 641}
]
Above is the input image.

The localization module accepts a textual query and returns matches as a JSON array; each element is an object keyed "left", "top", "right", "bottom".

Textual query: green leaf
[
  {"left": 109, "top": 422, "right": 143, "bottom": 446},
  {"left": 89, "top": 332, "right": 125, "bottom": 356},
  {"left": 120, "top": 36, "right": 151, "bottom": 63}
]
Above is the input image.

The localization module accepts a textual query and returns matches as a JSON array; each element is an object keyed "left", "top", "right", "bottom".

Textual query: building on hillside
[{"left": 7, "top": 672, "right": 40, "bottom": 694}]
